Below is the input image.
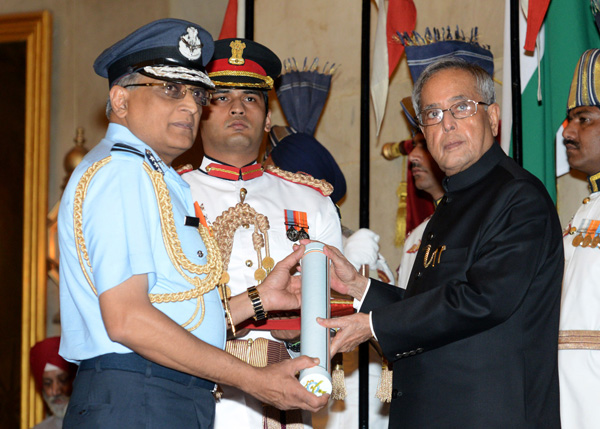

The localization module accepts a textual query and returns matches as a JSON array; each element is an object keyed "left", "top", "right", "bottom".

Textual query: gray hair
[
  {"left": 412, "top": 57, "right": 496, "bottom": 116},
  {"left": 105, "top": 72, "right": 143, "bottom": 119}
]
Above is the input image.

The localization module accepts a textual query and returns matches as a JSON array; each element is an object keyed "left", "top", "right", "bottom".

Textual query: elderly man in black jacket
[{"left": 319, "top": 57, "right": 562, "bottom": 428}]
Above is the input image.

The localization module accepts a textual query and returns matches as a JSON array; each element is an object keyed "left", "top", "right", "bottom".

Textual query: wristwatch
[{"left": 247, "top": 286, "right": 268, "bottom": 321}]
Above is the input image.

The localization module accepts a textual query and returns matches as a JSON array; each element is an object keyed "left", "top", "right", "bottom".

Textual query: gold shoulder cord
[
  {"left": 73, "top": 157, "right": 111, "bottom": 296},
  {"left": 73, "top": 157, "right": 223, "bottom": 332},
  {"left": 265, "top": 165, "right": 334, "bottom": 196}
]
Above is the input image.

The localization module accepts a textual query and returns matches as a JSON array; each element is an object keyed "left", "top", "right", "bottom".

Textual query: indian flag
[{"left": 501, "top": 0, "right": 600, "bottom": 202}]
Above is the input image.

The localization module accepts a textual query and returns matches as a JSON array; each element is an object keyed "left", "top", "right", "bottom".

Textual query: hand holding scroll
[{"left": 318, "top": 312, "right": 372, "bottom": 356}]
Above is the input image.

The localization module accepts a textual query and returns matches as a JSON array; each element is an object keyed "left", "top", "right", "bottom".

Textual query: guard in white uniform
[
  {"left": 396, "top": 217, "right": 430, "bottom": 289},
  {"left": 182, "top": 38, "right": 343, "bottom": 429},
  {"left": 559, "top": 49, "right": 600, "bottom": 429}
]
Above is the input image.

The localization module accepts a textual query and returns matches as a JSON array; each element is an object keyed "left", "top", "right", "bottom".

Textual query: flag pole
[
  {"left": 245, "top": 0, "right": 254, "bottom": 40},
  {"left": 510, "top": 0, "right": 523, "bottom": 166},
  {"left": 359, "top": 0, "right": 371, "bottom": 427}
]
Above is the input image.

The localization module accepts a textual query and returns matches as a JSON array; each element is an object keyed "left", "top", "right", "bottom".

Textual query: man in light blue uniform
[{"left": 58, "top": 19, "right": 328, "bottom": 428}]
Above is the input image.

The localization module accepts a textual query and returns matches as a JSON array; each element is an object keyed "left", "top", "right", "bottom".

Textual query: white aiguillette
[{"left": 299, "top": 242, "right": 332, "bottom": 396}]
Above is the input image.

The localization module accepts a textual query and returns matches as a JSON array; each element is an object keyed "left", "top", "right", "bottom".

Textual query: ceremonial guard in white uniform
[
  {"left": 559, "top": 49, "right": 600, "bottom": 429},
  {"left": 182, "top": 38, "right": 343, "bottom": 429}
]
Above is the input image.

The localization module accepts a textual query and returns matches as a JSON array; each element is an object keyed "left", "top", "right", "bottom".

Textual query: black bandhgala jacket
[{"left": 362, "top": 143, "right": 562, "bottom": 428}]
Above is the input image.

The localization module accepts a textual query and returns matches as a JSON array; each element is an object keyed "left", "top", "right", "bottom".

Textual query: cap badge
[
  {"left": 179, "top": 27, "right": 202, "bottom": 61},
  {"left": 228, "top": 40, "right": 246, "bottom": 66}
]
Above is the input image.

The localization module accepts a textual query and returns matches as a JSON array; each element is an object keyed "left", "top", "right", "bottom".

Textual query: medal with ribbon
[
  {"left": 571, "top": 219, "right": 600, "bottom": 248},
  {"left": 284, "top": 209, "right": 310, "bottom": 242}
]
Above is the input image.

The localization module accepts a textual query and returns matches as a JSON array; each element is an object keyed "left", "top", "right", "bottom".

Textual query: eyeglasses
[
  {"left": 123, "top": 82, "right": 212, "bottom": 106},
  {"left": 418, "top": 99, "right": 489, "bottom": 127}
]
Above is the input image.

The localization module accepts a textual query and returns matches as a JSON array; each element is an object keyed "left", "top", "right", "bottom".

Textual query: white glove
[{"left": 343, "top": 228, "right": 380, "bottom": 271}]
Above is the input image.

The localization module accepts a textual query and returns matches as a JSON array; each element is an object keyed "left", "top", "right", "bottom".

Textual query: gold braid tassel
[
  {"left": 395, "top": 181, "right": 408, "bottom": 247},
  {"left": 211, "top": 189, "right": 273, "bottom": 336},
  {"left": 263, "top": 405, "right": 303, "bottom": 429},
  {"left": 331, "top": 365, "right": 347, "bottom": 400},
  {"left": 264, "top": 406, "right": 283, "bottom": 429},
  {"left": 375, "top": 357, "right": 393, "bottom": 403},
  {"left": 330, "top": 353, "right": 347, "bottom": 400}
]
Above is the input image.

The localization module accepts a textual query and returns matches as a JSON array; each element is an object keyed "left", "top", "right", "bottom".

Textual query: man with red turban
[{"left": 30, "top": 336, "right": 76, "bottom": 428}]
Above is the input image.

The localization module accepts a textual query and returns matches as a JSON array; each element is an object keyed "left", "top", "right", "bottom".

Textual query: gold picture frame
[{"left": 0, "top": 10, "right": 52, "bottom": 428}]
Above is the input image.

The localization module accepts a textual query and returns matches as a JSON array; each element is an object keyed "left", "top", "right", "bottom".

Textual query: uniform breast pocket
[{"left": 268, "top": 222, "right": 297, "bottom": 259}]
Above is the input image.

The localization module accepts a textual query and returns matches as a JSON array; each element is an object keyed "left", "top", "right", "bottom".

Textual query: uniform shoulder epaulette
[
  {"left": 176, "top": 163, "right": 194, "bottom": 175},
  {"left": 264, "top": 165, "right": 333, "bottom": 197},
  {"left": 111, "top": 143, "right": 144, "bottom": 158}
]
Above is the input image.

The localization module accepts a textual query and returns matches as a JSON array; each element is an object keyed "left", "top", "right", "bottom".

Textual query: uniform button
[
  {"left": 416, "top": 271, "right": 422, "bottom": 279},
  {"left": 427, "top": 232, "right": 434, "bottom": 240},
  {"left": 583, "top": 197, "right": 591, "bottom": 204},
  {"left": 197, "top": 250, "right": 204, "bottom": 258},
  {"left": 416, "top": 348, "right": 424, "bottom": 353},
  {"left": 245, "top": 260, "right": 253, "bottom": 267}
]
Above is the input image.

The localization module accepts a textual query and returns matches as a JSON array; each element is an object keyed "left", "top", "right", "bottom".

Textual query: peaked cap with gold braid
[
  {"left": 567, "top": 49, "right": 600, "bottom": 112},
  {"left": 206, "top": 38, "right": 281, "bottom": 90}
]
